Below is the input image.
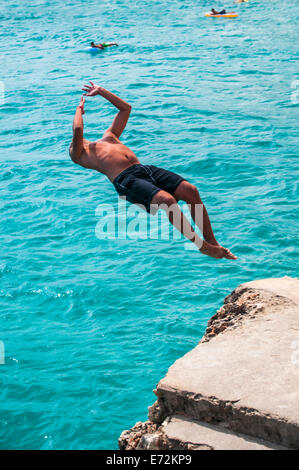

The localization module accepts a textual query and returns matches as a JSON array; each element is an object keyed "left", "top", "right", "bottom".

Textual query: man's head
[
  {"left": 91, "top": 42, "right": 95, "bottom": 47},
  {"left": 211, "top": 8, "right": 216, "bottom": 13}
]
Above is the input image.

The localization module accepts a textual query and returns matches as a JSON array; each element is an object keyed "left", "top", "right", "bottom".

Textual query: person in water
[
  {"left": 69, "top": 82, "right": 237, "bottom": 260},
  {"left": 90, "top": 41, "right": 118, "bottom": 50},
  {"left": 211, "top": 8, "right": 227, "bottom": 15}
]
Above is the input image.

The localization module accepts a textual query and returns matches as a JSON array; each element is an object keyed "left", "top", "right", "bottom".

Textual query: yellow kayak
[{"left": 205, "top": 12, "right": 239, "bottom": 18}]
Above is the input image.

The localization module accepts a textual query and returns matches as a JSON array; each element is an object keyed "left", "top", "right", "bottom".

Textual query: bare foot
[
  {"left": 205, "top": 238, "right": 221, "bottom": 247},
  {"left": 223, "top": 247, "right": 237, "bottom": 260},
  {"left": 200, "top": 241, "right": 237, "bottom": 260},
  {"left": 206, "top": 239, "right": 237, "bottom": 259}
]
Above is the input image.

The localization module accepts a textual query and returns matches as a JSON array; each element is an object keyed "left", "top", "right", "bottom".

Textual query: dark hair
[{"left": 91, "top": 42, "right": 95, "bottom": 46}]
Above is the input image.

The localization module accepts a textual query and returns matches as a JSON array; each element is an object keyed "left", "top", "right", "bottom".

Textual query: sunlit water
[{"left": 0, "top": 0, "right": 298, "bottom": 449}]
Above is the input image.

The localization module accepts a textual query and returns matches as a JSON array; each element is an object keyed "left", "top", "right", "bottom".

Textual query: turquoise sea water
[{"left": 0, "top": 0, "right": 298, "bottom": 450}]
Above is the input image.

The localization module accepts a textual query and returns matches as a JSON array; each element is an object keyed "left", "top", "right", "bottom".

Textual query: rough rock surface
[
  {"left": 119, "top": 421, "right": 162, "bottom": 450},
  {"left": 119, "top": 277, "right": 299, "bottom": 450},
  {"left": 202, "top": 285, "right": 294, "bottom": 343}
]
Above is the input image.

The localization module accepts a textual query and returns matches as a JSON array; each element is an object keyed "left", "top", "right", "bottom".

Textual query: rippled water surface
[{"left": 0, "top": 0, "right": 298, "bottom": 449}]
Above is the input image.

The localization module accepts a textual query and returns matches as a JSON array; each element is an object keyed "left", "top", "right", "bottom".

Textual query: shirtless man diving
[{"left": 69, "top": 82, "right": 237, "bottom": 259}]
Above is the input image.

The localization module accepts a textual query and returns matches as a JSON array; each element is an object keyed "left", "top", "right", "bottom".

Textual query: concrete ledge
[
  {"left": 162, "top": 415, "right": 287, "bottom": 450},
  {"left": 119, "top": 277, "right": 299, "bottom": 450}
]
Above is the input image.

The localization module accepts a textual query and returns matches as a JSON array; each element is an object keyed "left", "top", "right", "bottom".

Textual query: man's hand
[
  {"left": 80, "top": 83, "right": 131, "bottom": 137},
  {"left": 82, "top": 81, "right": 101, "bottom": 97},
  {"left": 78, "top": 95, "right": 85, "bottom": 114}
]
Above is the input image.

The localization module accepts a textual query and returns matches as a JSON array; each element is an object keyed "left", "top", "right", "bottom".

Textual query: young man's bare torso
[
  {"left": 69, "top": 82, "right": 236, "bottom": 260},
  {"left": 71, "top": 129, "right": 140, "bottom": 182}
]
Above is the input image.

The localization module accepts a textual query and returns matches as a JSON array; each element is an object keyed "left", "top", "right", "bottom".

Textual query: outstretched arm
[
  {"left": 82, "top": 82, "right": 131, "bottom": 138},
  {"left": 70, "top": 96, "right": 85, "bottom": 163}
]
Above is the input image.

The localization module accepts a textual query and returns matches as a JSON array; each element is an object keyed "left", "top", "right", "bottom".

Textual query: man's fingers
[{"left": 89, "top": 81, "right": 95, "bottom": 86}]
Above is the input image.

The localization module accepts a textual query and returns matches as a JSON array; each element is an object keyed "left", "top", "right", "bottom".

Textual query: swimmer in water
[
  {"left": 69, "top": 82, "right": 237, "bottom": 260},
  {"left": 90, "top": 41, "right": 118, "bottom": 50},
  {"left": 210, "top": 8, "right": 227, "bottom": 15}
]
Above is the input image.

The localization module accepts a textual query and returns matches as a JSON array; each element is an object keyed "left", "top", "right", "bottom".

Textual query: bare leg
[
  {"left": 151, "top": 191, "right": 236, "bottom": 259},
  {"left": 174, "top": 181, "right": 220, "bottom": 243},
  {"left": 173, "top": 182, "right": 237, "bottom": 259},
  {"left": 192, "top": 200, "right": 219, "bottom": 245},
  {"left": 152, "top": 191, "right": 202, "bottom": 249}
]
